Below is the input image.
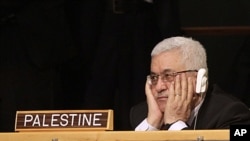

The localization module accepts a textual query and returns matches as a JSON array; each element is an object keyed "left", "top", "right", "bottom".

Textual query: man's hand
[
  {"left": 163, "top": 73, "right": 194, "bottom": 124},
  {"left": 145, "top": 77, "right": 163, "bottom": 128}
]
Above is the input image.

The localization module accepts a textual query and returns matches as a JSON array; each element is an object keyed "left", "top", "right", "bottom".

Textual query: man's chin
[{"left": 157, "top": 100, "right": 166, "bottom": 112}]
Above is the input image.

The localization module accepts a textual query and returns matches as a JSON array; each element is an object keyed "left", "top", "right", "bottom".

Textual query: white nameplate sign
[{"left": 15, "top": 110, "right": 113, "bottom": 132}]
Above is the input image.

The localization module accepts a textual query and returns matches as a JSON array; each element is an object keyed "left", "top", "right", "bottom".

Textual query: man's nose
[{"left": 154, "top": 78, "right": 168, "bottom": 91}]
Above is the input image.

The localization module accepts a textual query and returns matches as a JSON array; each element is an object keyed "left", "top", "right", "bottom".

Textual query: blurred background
[{"left": 0, "top": 0, "right": 249, "bottom": 131}]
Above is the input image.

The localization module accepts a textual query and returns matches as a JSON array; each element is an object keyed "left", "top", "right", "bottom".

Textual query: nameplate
[{"left": 15, "top": 110, "right": 113, "bottom": 132}]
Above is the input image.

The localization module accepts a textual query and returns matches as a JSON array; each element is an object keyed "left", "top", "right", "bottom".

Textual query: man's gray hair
[{"left": 151, "top": 36, "right": 208, "bottom": 71}]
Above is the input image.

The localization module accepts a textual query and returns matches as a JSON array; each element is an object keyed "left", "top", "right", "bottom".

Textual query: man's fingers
[
  {"left": 181, "top": 73, "right": 188, "bottom": 100},
  {"left": 174, "top": 75, "right": 181, "bottom": 100},
  {"left": 187, "top": 77, "right": 194, "bottom": 102}
]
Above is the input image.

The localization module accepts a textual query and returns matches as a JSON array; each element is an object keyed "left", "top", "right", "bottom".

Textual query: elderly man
[{"left": 130, "top": 36, "right": 250, "bottom": 130}]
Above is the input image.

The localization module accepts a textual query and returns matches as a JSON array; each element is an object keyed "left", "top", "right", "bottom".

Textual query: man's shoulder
[
  {"left": 197, "top": 84, "right": 250, "bottom": 128},
  {"left": 131, "top": 101, "right": 147, "bottom": 110},
  {"left": 203, "top": 84, "right": 250, "bottom": 113},
  {"left": 130, "top": 101, "right": 148, "bottom": 129},
  {"left": 208, "top": 84, "right": 243, "bottom": 103}
]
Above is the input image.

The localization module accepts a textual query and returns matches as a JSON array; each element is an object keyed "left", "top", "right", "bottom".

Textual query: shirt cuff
[
  {"left": 168, "top": 120, "right": 188, "bottom": 130},
  {"left": 135, "top": 119, "right": 159, "bottom": 131}
]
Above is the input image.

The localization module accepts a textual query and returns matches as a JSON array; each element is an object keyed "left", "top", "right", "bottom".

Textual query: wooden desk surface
[{"left": 0, "top": 130, "right": 229, "bottom": 141}]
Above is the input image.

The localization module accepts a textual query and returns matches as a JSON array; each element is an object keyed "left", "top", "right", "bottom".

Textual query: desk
[{"left": 0, "top": 130, "right": 229, "bottom": 141}]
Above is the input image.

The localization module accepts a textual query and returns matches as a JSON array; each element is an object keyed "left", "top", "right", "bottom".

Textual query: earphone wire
[{"left": 193, "top": 111, "right": 199, "bottom": 130}]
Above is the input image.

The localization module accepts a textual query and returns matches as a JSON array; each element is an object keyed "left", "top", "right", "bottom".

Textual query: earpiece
[{"left": 196, "top": 68, "right": 208, "bottom": 94}]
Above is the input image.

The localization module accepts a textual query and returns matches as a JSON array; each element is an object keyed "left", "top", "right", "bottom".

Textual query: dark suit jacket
[{"left": 130, "top": 84, "right": 250, "bottom": 130}]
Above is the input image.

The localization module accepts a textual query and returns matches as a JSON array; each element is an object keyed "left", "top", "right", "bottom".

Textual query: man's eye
[{"left": 150, "top": 76, "right": 158, "bottom": 81}]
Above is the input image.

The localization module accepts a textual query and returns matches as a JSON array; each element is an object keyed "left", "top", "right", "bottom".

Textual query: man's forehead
[{"left": 150, "top": 69, "right": 176, "bottom": 74}]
